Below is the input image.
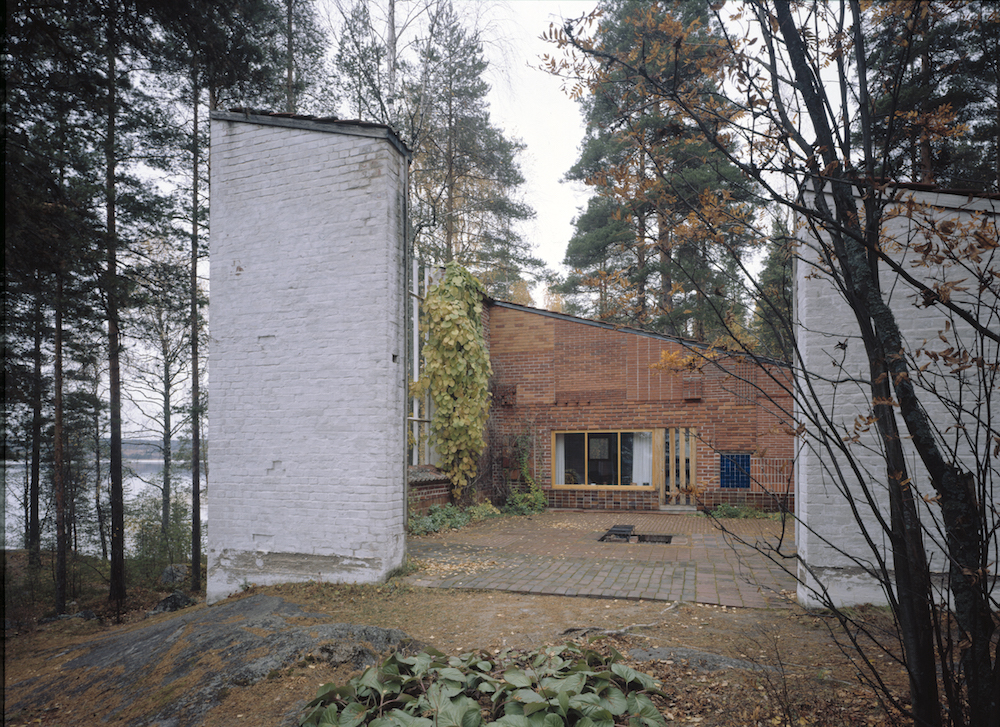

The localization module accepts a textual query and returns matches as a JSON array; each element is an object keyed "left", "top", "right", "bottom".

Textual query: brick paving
[{"left": 404, "top": 510, "right": 798, "bottom": 609}]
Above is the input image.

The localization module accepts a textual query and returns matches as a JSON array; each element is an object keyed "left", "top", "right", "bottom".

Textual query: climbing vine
[{"left": 412, "top": 262, "right": 492, "bottom": 500}]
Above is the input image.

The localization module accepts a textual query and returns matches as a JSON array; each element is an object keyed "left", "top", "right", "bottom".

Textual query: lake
[{"left": 2, "top": 459, "right": 207, "bottom": 552}]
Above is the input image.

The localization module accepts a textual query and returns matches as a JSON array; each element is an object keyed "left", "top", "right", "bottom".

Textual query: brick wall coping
[
  {"left": 825, "top": 178, "right": 1000, "bottom": 203},
  {"left": 487, "top": 299, "right": 790, "bottom": 368},
  {"left": 408, "top": 465, "right": 450, "bottom": 486},
  {"left": 212, "top": 109, "right": 411, "bottom": 160}
]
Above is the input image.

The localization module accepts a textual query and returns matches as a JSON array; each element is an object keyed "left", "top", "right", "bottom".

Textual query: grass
[{"left": 702, "top": 503, "right": 787, "bottom": 520}]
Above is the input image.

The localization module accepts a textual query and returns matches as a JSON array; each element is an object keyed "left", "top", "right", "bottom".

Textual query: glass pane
[
  {"left": 720, "top": 453, "right": 751, "bottom": 488},
  {"left": 621, "top": 433, "right": 634, "bottom": 485},
  {"left": 588, "top": 433, "right": 618, "bottom": 484},
  {"left": 563, "top": 433, "right": 585, "bottom": 485},
  {"left": 632, "top": 432, "right": 653, "bottom": 486}
]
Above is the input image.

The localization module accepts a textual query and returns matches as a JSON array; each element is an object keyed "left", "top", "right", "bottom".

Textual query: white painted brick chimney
[{"left": 207, "top": 111, "right": 409, "bottom": 604}]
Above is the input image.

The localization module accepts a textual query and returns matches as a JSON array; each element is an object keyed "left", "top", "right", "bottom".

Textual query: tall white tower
[{"left": 207, "top": 111, "right": 409, "bottom": 604}]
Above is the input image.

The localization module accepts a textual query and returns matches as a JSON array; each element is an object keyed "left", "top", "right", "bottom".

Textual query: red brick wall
[
  {"left": 409, "top": 482, "right": 451, "bottom": 513},
  {"left": 486, "top": 304, "right": 795, "bottom": 513}
]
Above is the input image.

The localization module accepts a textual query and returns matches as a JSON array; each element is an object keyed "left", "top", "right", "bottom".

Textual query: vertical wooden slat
[
  {"left": 617, "top": 432, "right": 621, "bottom": 486},
  {"left": 679, "top": 428, "right": 687, "bottom": 493},
  {"left": 551, "top": 431, "right": 557, "bottom": 486},
  {"left": 689, "top": 428, "right": 697, "bottom": 499},
  {"left": 668, "top": 427, "right": 676, "bottom": 503},
  {"left": 652, "top": 428, "right": 665, "bottom": 505}
]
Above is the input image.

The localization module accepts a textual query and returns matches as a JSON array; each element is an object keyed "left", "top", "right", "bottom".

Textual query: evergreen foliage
[
  {"left": 750, "top": 215, "right": 793, "bottom": 361},
  {"left": 546, "top": 1, "right": 1000, "bottom": 723},
  {"left": 3, "top": 0, "right": 321, "bottom": 610},
  {"left": 560, "top": 0, "right": 759, "bottom": 341},
  {"left": 331, "top": 1, "right": 543, "bottom": 298},
  {"left": 862, "top": 1, "right": 999, "bottom": 191},
  {"left": 410, "top": 4, "right": 539, "bottom": 296}
]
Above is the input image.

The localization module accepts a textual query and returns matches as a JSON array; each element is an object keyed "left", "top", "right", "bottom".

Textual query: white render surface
[
  {"left": 207, "top": 112, "right": 408, "bottom": 604},
  {"left": 794, "top": 189, "right": 998, "bottom": 607}
]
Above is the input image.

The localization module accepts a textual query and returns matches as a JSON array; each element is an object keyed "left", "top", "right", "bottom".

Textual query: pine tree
[
  {"left": 334, "top": 1, "right": 390, "bottom": 120},
  {"left": 6, "top": 0, "right": 109, "bottom": 608},
  {"left": 750, "top": 215, "right": 794, "bottom": 361},
  {"left": 6, "top": 0, "right": 318, "bottom": 605},
  {"left": 560, "top": 196, "right": 638, "bottom": 322},
  {"left": 864, "top": 1, "right": 1000, "bottom": 191},
  {"left": 408, "top": 2, "right": 539, "bottom": 296},
  {"left": 125, "top": 239, "right": 191, "bottom": 555},
  {"left": 561, "top": 0, "right": 758, "bottom": 340},
  {"left": 152, "top": 0, "right": 309, "bottom": 593},
  {"left": 548, "top": 2, "right": 1000, "bottom": 720},
  {"left": 332, "top": 1, "right": 542, "bottom": 296}
]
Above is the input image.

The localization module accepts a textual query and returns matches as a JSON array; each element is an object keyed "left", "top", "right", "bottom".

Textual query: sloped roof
[{"left": 487, "top": 299, "right": 790, "bottom": 368}]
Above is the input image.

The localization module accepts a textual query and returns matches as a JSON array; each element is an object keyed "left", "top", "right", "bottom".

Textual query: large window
[{"left": 554, "top": 431, "right": 653, "bottom": 486}]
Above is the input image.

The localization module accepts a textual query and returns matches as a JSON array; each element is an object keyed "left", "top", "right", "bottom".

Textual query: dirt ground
[{"left": 4, "top": 575, "right": 910, "bottom": 727}]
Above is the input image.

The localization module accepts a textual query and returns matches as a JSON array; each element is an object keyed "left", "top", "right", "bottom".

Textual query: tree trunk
[
  {"left": 28, "top": 281, "right": 43, "bottom": 568},
  {"left": 387, "top": 0, "right": 396, "bottom": 106},
  {"left": 95, "top": 390, "right": 107, "bottom": 561},
  {"left": 772, "top": 5, "right": 943, "bottom": 723},
  {"left": 285, "top": 0, "right": 294, "bottom": 113},
  {"left": 635, "top": 207, "right": 647, "bottom": 323},
  {"left": 444, "top": 84, "right": 455, "bottom": 263},
  {"left": 191, "top": 73, "right": 202, "bottom": 592},
  {"left": 161, "top": 321, "right": 172, "bottom": 557},
  {"left": 444, "top": 71, "right": 457, "bottom": 263},
  {"left": 657, "top": 213, "right": 678, "bottom": 336},
  {"left": 53, "top": 274, "right": 67, "bottom": 615},
  {"left": 106, "top": 0, "right": 127, "bottom": 611},
  {"left": 917, "top": 43, "right": 934, "bottom": 185}
]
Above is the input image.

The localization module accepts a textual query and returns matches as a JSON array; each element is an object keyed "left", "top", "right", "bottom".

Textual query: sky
[
  {"left": 315, "top": 1, "right": 602, "bottom": 297},
  {"left": 471, "top": 1, "right": 600, "bottom": 287},
  {"left": 471, "top": 1, "right": 768, "bottom": 296}
]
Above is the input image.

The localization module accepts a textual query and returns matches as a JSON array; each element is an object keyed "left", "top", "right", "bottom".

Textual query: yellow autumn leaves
[{"left": 412, "top": 263, "right": 493, "bottom": 500}]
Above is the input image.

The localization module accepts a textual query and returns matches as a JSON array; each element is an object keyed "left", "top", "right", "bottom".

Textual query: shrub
[
  {"left": 502, "top": 481, "right": 547, "bottom": 516},
  {"left": 710, "top": 503, "right": 771, "bottom": 519},
  {"left": 300, "top": 643, "right": 667, "bottom": 727},
  {"left": 468, "top": 501, "right": 502, "bottom": 522},
  {"left": 407, "top": 504, "right": 470, "bottom": 535},
  {"left": 502, "top": 445, "right": 547, "bottom": 516},
  {"left": 127, "top": 485, "right": 193, "bottom": 586}
]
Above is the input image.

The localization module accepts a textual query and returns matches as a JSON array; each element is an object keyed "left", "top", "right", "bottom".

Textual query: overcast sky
[{"left": 478, "top": 1, "right": 599, "bottom": 286}]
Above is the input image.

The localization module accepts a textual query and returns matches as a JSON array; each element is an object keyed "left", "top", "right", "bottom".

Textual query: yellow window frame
[{"left": 551, "top": 430, "right": 656, "bottom": 490}]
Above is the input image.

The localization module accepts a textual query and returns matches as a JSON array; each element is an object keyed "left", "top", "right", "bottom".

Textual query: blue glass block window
[{"left": 720, "top": 453, "right": 751, "bottom": 489}]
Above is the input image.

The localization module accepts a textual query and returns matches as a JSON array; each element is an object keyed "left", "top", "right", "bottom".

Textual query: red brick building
[{"left": 484, "top": 301, "right": 795, "bottom": 513}]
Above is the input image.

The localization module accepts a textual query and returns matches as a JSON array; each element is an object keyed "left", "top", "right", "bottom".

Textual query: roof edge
[
  {"left": 487, "top": 299, "right": 790, "bottom": 368},
  {"left": 211, "top": 109, "right": 411, "bottom": 160}
]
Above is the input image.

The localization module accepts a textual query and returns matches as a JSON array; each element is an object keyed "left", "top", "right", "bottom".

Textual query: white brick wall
[
  {"left": 794, "top": 189, "right": 998, "bottom": 607},
  {"left": 207, "top": 112, "right": 409, "bottom": 603}
]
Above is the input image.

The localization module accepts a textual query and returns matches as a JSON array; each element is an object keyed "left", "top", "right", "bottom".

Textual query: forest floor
[{"left": 4, "top": 521, "right": 911, "bottom": 727}]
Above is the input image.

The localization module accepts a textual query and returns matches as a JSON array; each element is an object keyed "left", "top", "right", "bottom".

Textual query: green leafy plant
[
  {"left": 709, "top": 503, "right": 771, "bottom": 520},
  {"left": 126, "top": 483, "right": 194, "bottom": 585},
  {"left": 408, "top": 504, "right": 471, "bottom": 536},
  {"left": 299, "top": 644, "right": 667, "bottom": 727},
  {"left": 411, "top": 263, "right": 492, "bottom": 501},
  {"left": 502, "top": 483, "right": 547, "bottom": 517},
  {"left": 407, "top": 502, "right": 500, "bottom": 536},
  {"left": 502, "top": 446, "right": 547, "bottom": 516},
  {"left": 467, "top": 501, "right": 501, "bottom": 522}
]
